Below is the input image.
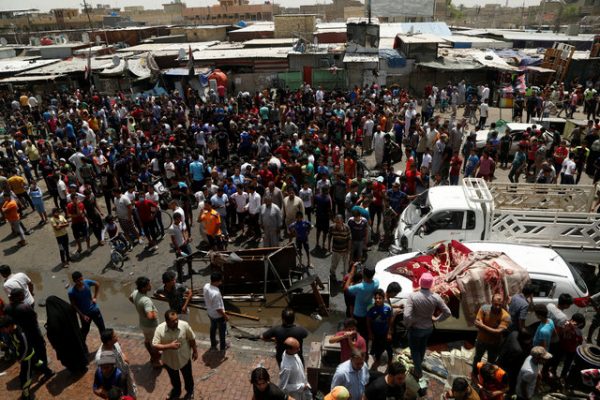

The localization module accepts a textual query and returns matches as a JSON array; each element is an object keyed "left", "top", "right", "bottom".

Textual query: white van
[{"left": 374, "top": 241, "right": 589, "bottom": 331}]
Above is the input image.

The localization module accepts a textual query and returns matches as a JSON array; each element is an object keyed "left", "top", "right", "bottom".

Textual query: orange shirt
[
  {"left": 2, "top": 199, "right": 20, "bottom": 222},
  {"left": 200, "top": 209, "right": 222, "bottom": 236}
]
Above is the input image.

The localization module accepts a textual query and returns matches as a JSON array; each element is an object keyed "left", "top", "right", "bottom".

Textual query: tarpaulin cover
[
  {"left": 379, "top": 48, "right": 406, "bottom": 68},
  {"left": 385, "top": 241, "right": 529, "bottom": 325}
]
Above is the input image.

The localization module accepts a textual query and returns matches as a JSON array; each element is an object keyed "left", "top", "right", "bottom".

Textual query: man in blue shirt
[
  {"left": 188, "top": 154, "right": 205, "bottom": 192},
  {"left": 288, "top": 211, "right": 312, "bottom": 267},
  {"left": 68, "top": 271, "right": 105, "bottom": 344},
  {"left": 330, "top": 350, "right": 370, "bottom": 400},
  {"left": 345, "top": 263, "right": 379, "bottom": 350}
]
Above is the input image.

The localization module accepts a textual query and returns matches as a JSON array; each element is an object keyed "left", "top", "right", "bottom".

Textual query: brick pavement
[{"left": 0, "top": 327, "right": 279, "bottom": 400}]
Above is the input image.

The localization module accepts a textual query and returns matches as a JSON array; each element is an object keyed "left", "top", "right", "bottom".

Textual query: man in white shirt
[
  {"left": 230, "top": 186, "right": 248, "bottom": 233},
  {"left": 203, "top": 272, "right": 229, "bottom": 352},
  {"left": 245, "top": 186, "right": 262, "bottom": 238},
  {"left": 279, "top": 337, "right": 310, "bottom": 399},
  {"left": 112, "top": 187, "right": 140, "bottom": 244},
  {"left": 560, "top": 153, "right": 577, "bottom": 184},
  {"left": 479, "top": 100, "right": 490, "bottom": 130},
  {"left": 0, "top": 265, "right": 35, "bottom": 307},
  {"left": 516, "top": 346, "right": 552, "bottom": 400},
  {"left": 363, "top": 116, "right": 375, "bottom": 153}
]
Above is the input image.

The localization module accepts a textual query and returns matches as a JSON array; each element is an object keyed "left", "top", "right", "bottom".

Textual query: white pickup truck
[{"left": 391, "top": 178, "right": 600, "bottom": 264}]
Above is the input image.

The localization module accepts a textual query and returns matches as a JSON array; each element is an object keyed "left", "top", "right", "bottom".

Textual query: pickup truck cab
[
  {"left": 375, "top": 242, "right": 589, "bottom": 331},
  {"left": 392, "top": 178, "right": 600, "bottom": 264}
]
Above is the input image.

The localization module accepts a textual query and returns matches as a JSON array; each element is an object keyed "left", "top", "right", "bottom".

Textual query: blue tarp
[{"left": 379, "top": 49, "right": 406, "bottom": 69}]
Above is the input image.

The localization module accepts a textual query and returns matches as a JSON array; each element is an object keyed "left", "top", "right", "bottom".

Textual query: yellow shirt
[
  {"left": 7, "top": 175, "right": 27, "bottom": 195},
  {"left": 50, "top": 215, "right": 69, "bottom": 237}
]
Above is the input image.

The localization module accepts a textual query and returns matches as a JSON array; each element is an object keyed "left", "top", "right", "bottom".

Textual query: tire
[
  {"left": 160, "top": 210, "right": 173, "bottom": 229},
  {"left": 110, "top": 251, "right": 124, "bottom": 269}
]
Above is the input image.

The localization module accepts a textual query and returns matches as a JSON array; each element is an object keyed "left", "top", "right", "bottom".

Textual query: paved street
[{"left": 0, "top": 105, "right": 597, "bottom": 399}]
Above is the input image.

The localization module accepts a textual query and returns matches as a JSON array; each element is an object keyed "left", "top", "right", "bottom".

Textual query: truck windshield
[{"left": 402, "top": 191, "right": 430, "bottom": 226}]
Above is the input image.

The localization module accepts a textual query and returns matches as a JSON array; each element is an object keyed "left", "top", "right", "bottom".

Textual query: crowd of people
[{"left": 0, "top": 80, "right": 599, "bottom": 400}]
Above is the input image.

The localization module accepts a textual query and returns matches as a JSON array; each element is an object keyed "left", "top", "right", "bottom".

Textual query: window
[
  {"left": 531, "top": 279, "right": 555, "bottom": 298},
  {"left": 466, "top": 211, "right": 476, "bottom": 230},
  {"left": 424, "top": 211, "right": 464, "bottom": 234}
]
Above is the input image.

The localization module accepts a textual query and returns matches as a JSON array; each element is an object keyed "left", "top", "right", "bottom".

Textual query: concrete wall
[{"left": 274, "top": 14, "right": 316, "bottom": 39}]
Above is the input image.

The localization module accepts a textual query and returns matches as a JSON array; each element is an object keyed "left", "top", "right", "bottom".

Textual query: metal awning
[{"left": 0, "top": 74, "right": 65, "bottom": 83}]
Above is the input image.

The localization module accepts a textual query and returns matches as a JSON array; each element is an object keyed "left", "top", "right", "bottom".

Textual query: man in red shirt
[
  {"left": 67, "top": 193, "right": 89, "bottom": 253},
  {"left": 370, "top": 177, "right": 386, "bottom": 236},
  {"left": 135, "top": 193, "right": 159, "bottom": 250}
]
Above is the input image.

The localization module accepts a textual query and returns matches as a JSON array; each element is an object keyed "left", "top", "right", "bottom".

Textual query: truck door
[{"left": 415, "top": 211, "right": 465, "bottom": 248}]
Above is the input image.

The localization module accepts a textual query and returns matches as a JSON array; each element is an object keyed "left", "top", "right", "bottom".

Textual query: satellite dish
[
  {"left": 0, "top": 38, "right": 7, "bottom": 46},
  {"left": 60, "top": 34, "right": 68, "bottom": 44},
  {"left": 178, "top": 48, "right": 186, "bottom": 60},
  {"left": 82, "top": 32, "right": 89, "bottom": 43},
  {"left": 95, "top": 35, "right": 101, "bottom": 46},
  {"left": 112, "top": 55, "right": 121, "bottom": 67}
]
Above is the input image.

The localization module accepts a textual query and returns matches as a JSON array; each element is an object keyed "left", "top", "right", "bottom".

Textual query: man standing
[
  {"left": 471, "top": 294, "right": 511, "bottom": 377},
  {"left": 2, "top": 192, "right": 26, "bottom": 247},
  {"left": 344, "top": 264, "right": 379, "bottom": 349},
  {"left": 0, "top": 265, "right": 35, "bottom": 308},
  {"left": 68, "top": 271, "right": 106, "bottom": 343},
  {"left": 112, "top": 187, "right": 140, "bottom": 244},
  {"left": 259, "top": 195, "right": 282, "bottom": 247},
  {"left": 279, "top": 337, "right": 311, "bottom": 400},
  {"left": 245, "top": 185, "right": 262, "bottom": 239},
  {"left": 261, "top": 308, "right": 309, "bottom": 366},
  {"left": 67, "top": 193, "right": 90, "bottom": 254},
  {"left": 203, "top": 272, "right": 229, "bottom": 353},
  {"left": 152, "top": 310, "right": 198, "bottom": 400},
  {"left": 156, "top": 270, "right": 192, "bottom": 321},
  {"left": 0, "top": 316, "right": 37, "bottom": 400},
  {"left": 347, "top": 209, "right": 368, "bottom": 261},
  {"left": 4, "top": 288, "right": 54, "bottom": 380},
  {"left": 509, "top": 284, "right": 533, "bottom": 333},
  {"left": 403, "top": 272, "right": 451, "bottom": 378},
  {"left": 328, "top": 214, "right": 351, "bottom": 281},
  {"left": 282, "top": 188, "right": 305, "bottom": 235},
  {"left": 546, "top": 293, "right": 573, "bottom": 378},
  {"left": 129, "top": 276, "right": 161, "bottom": 368},
  {"left": 170, "top": 212, "right": 193, "bottom": 279},
  {"left": 516, "top": 346, "right": 552, "bottom": 400},
  {"left": 199, "top": 202, "right": 222, "bottom": 250},
  {"left": 364, "top": 361, "right": 407, "bottom": 400},
  {"left": 479, "top": 100, "right": 489, "bottom": 130},
  {"left": 330, "top": 350, "right": 370, "bottom": 400}
]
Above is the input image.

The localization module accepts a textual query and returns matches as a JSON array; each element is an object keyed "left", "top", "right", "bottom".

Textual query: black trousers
[{"left": 165, "top": 359, "right": 194, "bottom": 396}]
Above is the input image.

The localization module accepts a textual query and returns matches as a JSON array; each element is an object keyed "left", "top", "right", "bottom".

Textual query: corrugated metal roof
[
  {"left": 498, "top": 31, "right": 594, "bottom": 42},
  {"left": 0, "top": 74, "right": 65, "bottom": 83},
  {"left": 184, "top": 47, "right": 291, "bottom": 61},
  {"left": 19, "top": 57, "right": 112, "bottom": 75},
  {"left": 119, "top": 41, "right": 219, "bottom": 55},
  {"left": 0, "top": 58, "right": 60, "bottom": 74},
  {"left": 419, "top": 59, "right": 483, "bottom": 71},
  {"left": 343, "top": 53, "right": 379, "bottom": 63},
  {"left": 230, "top": 22, "right": 274, "bottom": 32},
  {"left": 396, "top": 33, "right": 446, "bottom": 44}
]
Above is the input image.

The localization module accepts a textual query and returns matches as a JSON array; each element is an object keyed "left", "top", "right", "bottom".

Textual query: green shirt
[{"left": 131, "top": 289, "right": 158, "bottom": 329}]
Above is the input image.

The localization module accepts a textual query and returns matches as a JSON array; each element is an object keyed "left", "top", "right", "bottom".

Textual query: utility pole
[{"left": 82, "top": 0, "right": 94, "bottom": 32}]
